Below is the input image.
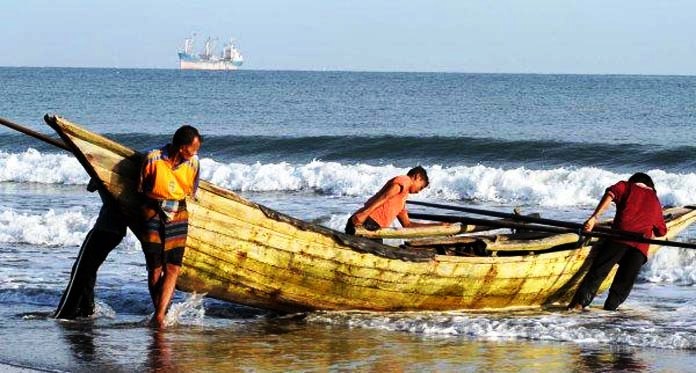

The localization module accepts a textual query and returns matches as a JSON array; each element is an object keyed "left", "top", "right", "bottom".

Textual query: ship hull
[
  {"left": 178, "top": 52, "right": 242, "bottom": 71},
  {"left": 179, "top": 60, "right": 240, "bottom": 71}
]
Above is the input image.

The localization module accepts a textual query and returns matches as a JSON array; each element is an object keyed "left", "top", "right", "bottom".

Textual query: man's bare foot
[
  {"left": 567, "top": 304, "right": 586, "bottom": 312},
  {"left": 150, "top": 314, "right": 166, "bottom": 329}
]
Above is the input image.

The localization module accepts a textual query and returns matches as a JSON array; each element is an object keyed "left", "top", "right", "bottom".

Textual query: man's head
[
  {"left": 628, "top": 172, "right": 655, "bottom": 191},
  {"left": 406, "top": 166, "right": 429, "bottom": 193},
  {"left": 172, "top": 125, "right": 202, "bottom": 161}
]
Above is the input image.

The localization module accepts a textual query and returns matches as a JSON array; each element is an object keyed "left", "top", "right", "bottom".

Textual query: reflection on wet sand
[
  {"left": 136, "top": 319, "right": 645, "bottom": 372},
  {"left": 147, "top": 329, "right": 177, "bottom": 372},
  {"left": 4, "top": 313, "right": 671, "bottom": 372},
  {"left": 572, "top": 347, "right": 647, "bottom": 373},
  {"left": 59, "top": 320, "right": 97, "bottom": 362}
]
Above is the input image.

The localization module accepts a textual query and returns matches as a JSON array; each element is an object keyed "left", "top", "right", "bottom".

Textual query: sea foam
[
  {"left": 0, "top": 208, "right": 142, "bottom": 251},
  {"left": 0, "top": 208, "right": 90, "bottom": 246},
  {"left": 0, "top": 149, "right": 88, "bottom": 184},
  {"left": 643, "top": 248, "right": 696, "bottom": 285},
  {"left": 3, "top": 149, "right": 696, "bottom": 207},
  {"left": 306, "top": 310, "right": 696, "bottom": 350},
  {"left": 199, "top": 159, "right": 696, "bottom": 207}
]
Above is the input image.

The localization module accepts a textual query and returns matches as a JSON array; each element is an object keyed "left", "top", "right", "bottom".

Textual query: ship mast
[
  {"left": 183, "top": 37, "right": 193, "bottom": 55},
  {"left": 200, "top": 37, "right": 217, "bottom": 60}
]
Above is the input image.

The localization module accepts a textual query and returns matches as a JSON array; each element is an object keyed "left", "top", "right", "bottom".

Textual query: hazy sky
[{"left": 2, "top": 0, "right": 695, "bottom": 74}]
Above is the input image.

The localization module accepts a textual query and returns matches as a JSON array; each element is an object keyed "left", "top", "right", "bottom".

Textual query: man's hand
[{"left": 583, "top": 216, "right": 597, "bottom": 232}]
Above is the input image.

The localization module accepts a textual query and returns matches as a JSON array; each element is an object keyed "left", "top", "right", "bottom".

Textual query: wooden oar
[
  {"left": 407, "top": 200, "right": 645, "bottom": 240},
  {"left": 0, "top": 116, "right": 69, "bottom": 151},
  {"left": 411, "top": 212, "right": 696, "bottom": 250}
]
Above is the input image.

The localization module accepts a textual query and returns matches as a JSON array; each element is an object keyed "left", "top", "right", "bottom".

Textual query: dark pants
[
  {"left": 345, "top": 216, "right": 383, "bottom": 243},
  {"left": 569, "top": 242, "right": 646, "bottom": 311},
  {"left": 344, "top": 216, "right": 381, "bottom": 234},
  {"left": 55, "top": 228, "right": 124, "bottom": 319}
]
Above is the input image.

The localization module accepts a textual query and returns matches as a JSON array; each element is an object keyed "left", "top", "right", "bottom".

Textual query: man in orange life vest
[
  {"left": 139, "top": 125, "right": 201, "bottom": 328},
  {"left": 345, "top": 166, "right": 445, "bottom": 237}
]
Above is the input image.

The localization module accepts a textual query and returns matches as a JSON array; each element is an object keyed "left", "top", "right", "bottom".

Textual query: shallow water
[{"left": 3, "top": 305, "right": 696, "bottom": 372}]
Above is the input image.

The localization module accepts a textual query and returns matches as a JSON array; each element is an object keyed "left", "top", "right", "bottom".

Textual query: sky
[{"left": 2, "top": 0, "right": 695, "bottom": 75}]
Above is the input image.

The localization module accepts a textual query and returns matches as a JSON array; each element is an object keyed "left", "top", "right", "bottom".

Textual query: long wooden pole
[
  {"left": 410, "top": 212, "right": 696, "bottom": 250},
  {"left": 407, "top": 200, "right": 646, "bottom": 239},
  {"left": 0, "top": 116, "right": 69, "bottom": 151}
]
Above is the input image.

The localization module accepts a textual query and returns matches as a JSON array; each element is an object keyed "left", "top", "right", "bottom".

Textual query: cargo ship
[{"left": 178, "top": 35, "right": 244, "bottom": 70}]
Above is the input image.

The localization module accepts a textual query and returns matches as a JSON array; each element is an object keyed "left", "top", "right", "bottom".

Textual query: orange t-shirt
[
  {"left": 367, "top": 175, "right": 411, "bottom": 228},
  {"left": 139, "top": 145, "right": 200, "bottom": 201}
]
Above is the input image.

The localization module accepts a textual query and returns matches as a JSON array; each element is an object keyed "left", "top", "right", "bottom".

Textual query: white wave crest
[
  {"left": 0, "top": 208, "right": 91, "bottom": 246},
  {"left": 0, "top": 207, "right": 144, "bottom": 252},
  {"left": 200, "top": 159, "right": 696, "bottom": 207},
  {"left": 0, "top": 148, "right": 89, "bottom": 184},
  {"left": 643, "top": 247, "right": 696, "bottom": 285},
  {"left": 4, "top": 149, "right": 696, "bottom": 207}
]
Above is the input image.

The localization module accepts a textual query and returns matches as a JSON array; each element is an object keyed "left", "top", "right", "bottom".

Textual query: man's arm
[
  {"left": 653, "top": 202, "right": 668, "bottom": 238},
  {"left": 396, "top": 209, "right": 449, "bottom": 228},
  {"left": 584, "top": 191, "right": 614, "bottom": 232}
]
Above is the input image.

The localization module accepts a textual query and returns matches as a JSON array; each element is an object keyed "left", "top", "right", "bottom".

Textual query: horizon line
[{"left": 1, "top": 65, "right": 695, "bottom": 78}]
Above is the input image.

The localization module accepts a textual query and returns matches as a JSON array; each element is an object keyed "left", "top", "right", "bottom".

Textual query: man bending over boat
[
  {"left": 568, "top": 172, "right": 667, "bottom": 311},
  {"left": 345, "top": 166, "right": 446, "bottom": 238},
  {"left": 139, "top": 125, "right": 201, "bottom": 328}
]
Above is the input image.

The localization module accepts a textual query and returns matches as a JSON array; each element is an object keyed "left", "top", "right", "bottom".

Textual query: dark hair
[
  {"left": 628, "top": 172, "right": 655, "bottom": 191},
  {"left": 407, "top": 166, "right": 429, "bottom": 187},
  {"left": 172, "top": 125, "right": 202, "bottom": 149}
]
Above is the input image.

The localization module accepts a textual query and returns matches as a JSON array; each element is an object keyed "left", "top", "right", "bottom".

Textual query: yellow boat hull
[{"left": 46, "top": 115, "right": 696, "bottom": 312}]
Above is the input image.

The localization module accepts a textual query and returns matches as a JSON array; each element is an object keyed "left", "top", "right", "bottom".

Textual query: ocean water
[{"left": 1, "top": 67, "right": 696, "bottom": 371}]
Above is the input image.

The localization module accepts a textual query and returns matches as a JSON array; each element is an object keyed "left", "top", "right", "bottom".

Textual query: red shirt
[
  {"left": 367, "top": 175, "right": 411, "bottom": 228},
  {"left": 607, "top": 181, "right": 667, "bottom": 258}
]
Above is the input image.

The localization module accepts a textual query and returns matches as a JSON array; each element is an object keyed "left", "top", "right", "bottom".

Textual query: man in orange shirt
[
  {"left": 345, "top": 166, "right": 444, "bottom": 238},
  {"left": 139, "top": 125, "right": 201, "bottom": 328}
]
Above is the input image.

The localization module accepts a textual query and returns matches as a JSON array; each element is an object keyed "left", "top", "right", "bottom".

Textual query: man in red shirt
[{"left": 568, "top": 172, "right": 667, "bottom": 311}]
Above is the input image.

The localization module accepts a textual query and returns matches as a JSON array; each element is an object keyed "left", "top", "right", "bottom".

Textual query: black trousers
[
  {"left": 54, "top": 228, "right": 124, "bottom": 319},
  {"left": 345, "top": 216, "right": 383, "bottom": 244},
  {"left": 569, "top": 242, "right": 646, "bottom": 311}
]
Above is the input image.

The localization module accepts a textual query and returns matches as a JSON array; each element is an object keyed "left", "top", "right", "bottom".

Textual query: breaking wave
[
  {"left": 0, "top": 207, "right": 141, "bottom": 250},
  {"left": 0, "top": 149, "right": 87, "bottom": 184},
  {"left": 3, "top": 149, "right": 696, "bottom": 207},
  {"left": 3, "top": 133, "right": 696, "bottom": 169},
  {"left": 199, "top": 159, "right": 696, "bottom": 207},
  {"left": 643, "top": 248, "right": 696, "bottom": 285}
]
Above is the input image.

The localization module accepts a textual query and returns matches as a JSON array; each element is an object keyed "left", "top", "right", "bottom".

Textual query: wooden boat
[{"left": 46, "top": 115, "right": 696, "bottom": 312}]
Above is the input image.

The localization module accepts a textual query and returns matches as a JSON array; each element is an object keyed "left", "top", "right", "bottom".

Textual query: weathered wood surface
[{"left": 46, "top": 115, "right": 696, "bottom": 312}]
